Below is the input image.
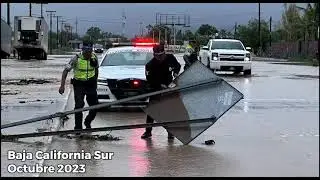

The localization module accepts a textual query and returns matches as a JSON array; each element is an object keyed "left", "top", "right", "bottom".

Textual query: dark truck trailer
[
  {"left": 13, "top": 16, "right": 48, "bottom": 60},
  {"left": 1, "top": 18, "right": 12, "bottom": 59}
]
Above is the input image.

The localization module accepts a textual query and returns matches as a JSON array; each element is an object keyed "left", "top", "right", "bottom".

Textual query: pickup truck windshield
[
  {"left": 211, "top": 41, "right": 244, "bottom": 50},
  {"left": 94, "top": 44, "right": 103, "bottom": 48},
  {"left": 101, "top": 51, "right": 153, "bottom": 66}
]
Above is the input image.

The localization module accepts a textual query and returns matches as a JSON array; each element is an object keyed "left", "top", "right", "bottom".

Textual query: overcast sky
[{"left": 1, "top": 3, "right": 304, "bottom": 38}]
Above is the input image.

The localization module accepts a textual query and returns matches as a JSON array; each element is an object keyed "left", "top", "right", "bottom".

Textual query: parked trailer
[
  {"left": 13, "top": 16, "right": 48, "bottom": 60},
  {"left": 1, "top": 18, "right": 12, "bottom": 59}
]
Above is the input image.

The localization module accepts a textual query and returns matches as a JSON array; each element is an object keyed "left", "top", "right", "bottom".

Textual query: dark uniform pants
[
  {"left": 145, "top": 94, "right": 173, "bottom": 136},
  {"left": 73, "top": 84, "right": 98, "bottom": 130}
]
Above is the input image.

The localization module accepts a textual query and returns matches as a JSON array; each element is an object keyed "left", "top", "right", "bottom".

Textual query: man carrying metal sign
[{"left": 141, "top": 43, "right": 181, "bottom": 139}]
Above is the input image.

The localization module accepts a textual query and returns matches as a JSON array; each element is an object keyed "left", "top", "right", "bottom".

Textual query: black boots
[
  {"left": 141, "top": 131, "right": 174, "bottom": 139},
  {"left": 141, "top": 131, "right": 152, "bottom": 139}
]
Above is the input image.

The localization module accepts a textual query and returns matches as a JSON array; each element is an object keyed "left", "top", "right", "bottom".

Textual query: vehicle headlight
[
  {"left": 212, "top": 53, "right": 218, "bottom": 60},
  {"left": 245, "top": 53, "right": 251, "bottom": 61}
]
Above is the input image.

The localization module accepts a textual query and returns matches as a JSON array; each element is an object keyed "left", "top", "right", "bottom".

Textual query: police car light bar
[
  {"left": 132, "top": 37, "right": 159, "bottom": 47},
  {"left": 133, "top": 42, "right": 159, "bottom": 47}
]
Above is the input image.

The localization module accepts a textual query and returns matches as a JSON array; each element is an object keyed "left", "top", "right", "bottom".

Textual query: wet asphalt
[{"left": 1, "top": 54, "right": 319, "bottom": 177}]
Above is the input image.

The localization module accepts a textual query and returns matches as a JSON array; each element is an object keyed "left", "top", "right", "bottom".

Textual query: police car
[{"left": 97, "top": 38, "right": 158, "bottom": 108}]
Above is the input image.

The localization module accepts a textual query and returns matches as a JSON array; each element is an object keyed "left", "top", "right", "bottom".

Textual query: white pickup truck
[{"left": 199, "top": 39, "right": 252, "bottom": 75}]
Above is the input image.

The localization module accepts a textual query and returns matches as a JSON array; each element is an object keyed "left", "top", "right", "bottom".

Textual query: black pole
[
  {"left": 258, "top": 3, "right": 261, "bottom": 52},
  {"left": 29, "top": 3, "right": 32, "bottom": 16},
  {"left": 1, "top": 78, "right": 221, "bottom": 129},
  {"left": 50, "top": 14, "right": 52, "bottom": 54},
  {"left": 269, "top": 16, "right": 272, "bottom": 47},
  {"left": 40, "top": 4, "right": 43, "bottom": 18},
  {"left": 1, "top": 118, "right": 215, "bottom": 140},
  {"left": 56, "top": 16, "right": 59, "bottom": 49},
  {"left": 71, "top": 26, "right": 73, "bottom": 41},
  {"left": 60, "top": 20, "right": 65, "bottom": 48},
  {"left": 46, "top": 11, "right": 56, "bottom": 54},
  {"left": 7, "top": 3, "right": 10, "bottom": 26},
  {"left": 234, "top": 22, "right": 237, "bottom": 39}
]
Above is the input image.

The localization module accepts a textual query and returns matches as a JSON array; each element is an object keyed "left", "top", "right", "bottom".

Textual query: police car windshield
[
  {"left": 101, "top": 50, "right": 153, "bottom": 66},
  {"left": 211, "top": 41, "right": 245, "bottom": 50}
]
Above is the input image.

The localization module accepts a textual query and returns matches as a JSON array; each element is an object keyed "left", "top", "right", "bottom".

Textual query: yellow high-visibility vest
[{"left": 73, "top": 54, "right": 96, "bottom": 81}]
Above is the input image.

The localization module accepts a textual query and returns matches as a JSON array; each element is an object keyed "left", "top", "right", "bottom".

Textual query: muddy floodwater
[{"left": 1, "top": 55, "right": 319, "bottom": 177}]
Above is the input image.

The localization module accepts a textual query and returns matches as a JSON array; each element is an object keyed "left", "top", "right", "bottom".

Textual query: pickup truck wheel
[
  {"left": 43, "top": 52, "right": 47, "bottom": 60},
  {"left": 207, "top": 58, "right": 210, "bottom": 68},
  {"left": 244, "top": 69, "right": 251, "bottom": 76}
]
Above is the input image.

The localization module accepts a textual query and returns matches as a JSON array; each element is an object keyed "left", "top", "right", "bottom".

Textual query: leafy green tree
[
  {"left": 235, "top": 19, "right": 269, "bottom": 53},
  {"left": 196, "top": 24, "right": 218, "bottom": 36},
  {"left": 85, "top": 26, "right": 103, "bottom": 43}
]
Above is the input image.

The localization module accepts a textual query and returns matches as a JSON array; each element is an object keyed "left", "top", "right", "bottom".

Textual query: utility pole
[
  {"left": 269, "top": 16, "right": 272, "bottom": 47},
  {"left": 29, "top": 3, "right": 32, "bottom": 16},
  {"left": 46, "top": 10, "right": 56, "bottom": 54},
  {"left": 75, "top": 17, "right": 78, "bottom": 38},
  {"left": 258, "top": 3, "right": 261, "bottom": 53},
  {"left": 7, "top": 3, "right": 10, "bottom": 26},
  {"left": 165, "top": 28, "right": 167, "bottom": 45},
  {"left": 40, "top": 4, "right": 43, "bottom": 18},
  {"left": 54, "top": 15, "right": 62, "bottom": 49},
  {"left": 139, "top": 22, "right": 143, "bottom": 36},
  {"left": 60, "top": 20, "right": 66, "bottom": 48},
  {"left": 158, "top": 28, "right": 161, "bottom": 43},
  {"left": 234, "top": 22, "right": 237, "bottom": 39},
  {"left": 35, "top": 3, "right": 47, "bottom": 18},
  {"left": 122, "top": 10, "right": 126, "bottom": 38},
  {"left": 70, "top": 26, "right": 73, "bottom": 41},
  {"left": 173, "top": 23, "right": 176, "bottom": 52}
]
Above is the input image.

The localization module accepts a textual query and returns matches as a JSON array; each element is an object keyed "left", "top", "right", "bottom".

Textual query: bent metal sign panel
[{"left": 143, "top": 61, "right": 244, "bottom": 145}]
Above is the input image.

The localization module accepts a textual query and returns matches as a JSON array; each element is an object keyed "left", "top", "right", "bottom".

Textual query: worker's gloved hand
[
  {"left": 59, "top": 85, "right": 65, "bottom": 95},
  {"left": 160, "top": 84, "right": 167, "bottom": 89},
  {"left": 168, "top": 82, "right": 176, "bottom": 88}
]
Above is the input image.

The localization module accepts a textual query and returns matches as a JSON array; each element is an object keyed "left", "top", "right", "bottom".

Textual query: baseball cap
[
  {"left": 82, "top": 45, "right": 92, "bottom": 52},
  {"left": 153, "top": 44, "right": 165, "bottom": 54}
]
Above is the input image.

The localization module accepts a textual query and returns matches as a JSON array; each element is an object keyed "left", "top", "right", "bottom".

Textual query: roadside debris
[
  {"left": 205, "top": 139, "right": 215, "bottom": 145},
  {"left": 1, "top": 89, "right": 21, "bottom": 95},
  {"left": 1, "top": 78, "right": 56, "bottom": 85},
  {"left": 59, "top": 133, "right": 122, "bottom": 141}
]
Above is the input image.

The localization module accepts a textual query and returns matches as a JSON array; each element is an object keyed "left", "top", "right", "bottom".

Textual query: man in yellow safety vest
[
  {"left": 59, "top": 43, "right": 99, "bottom": 132},
  {"left": 183, "top": 40, "right": 198, "bottom": 70}
]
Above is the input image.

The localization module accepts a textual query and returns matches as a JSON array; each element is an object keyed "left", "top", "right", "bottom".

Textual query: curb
[{"left": 34, "top": 87, "right": 72, "bottom": 177}]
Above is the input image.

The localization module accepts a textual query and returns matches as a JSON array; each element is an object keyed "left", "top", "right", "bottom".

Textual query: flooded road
[{"left": 2, "top": 55, "right": 319, "bottom": 177}]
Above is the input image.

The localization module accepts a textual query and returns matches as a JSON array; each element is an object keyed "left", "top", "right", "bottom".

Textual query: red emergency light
[
  {"left": 131, "top": 79, "right": 141, "bottom": 88},
  {"left": 131, "top": 37, "right": 159, "bottom": 47}
]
